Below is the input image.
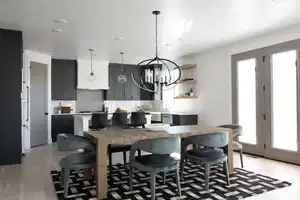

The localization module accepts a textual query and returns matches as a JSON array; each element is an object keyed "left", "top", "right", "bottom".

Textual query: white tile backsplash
[
  {"left": 104, "top": 101, "right": 153, "bottom": 113},
  {"left": 51, "top": 100, "right": 76, "bottom": 114}
]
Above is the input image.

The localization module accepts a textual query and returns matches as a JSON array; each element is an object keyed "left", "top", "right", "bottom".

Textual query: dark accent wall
[{"left": 0, "top": 29, "right": 23, "bottom": 165}]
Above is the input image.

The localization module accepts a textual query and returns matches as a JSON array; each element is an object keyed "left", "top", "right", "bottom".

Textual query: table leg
[
  {"left": 224, "top": 130, "right": 234, "bottom": 175},
  {"left": 96, "top": 139, "right": 108, "bottom": 199}
]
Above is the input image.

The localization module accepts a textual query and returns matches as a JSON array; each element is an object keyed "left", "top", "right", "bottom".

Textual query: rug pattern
[{"left": 51, "top": 162, "right": 291, "bottom": 200}]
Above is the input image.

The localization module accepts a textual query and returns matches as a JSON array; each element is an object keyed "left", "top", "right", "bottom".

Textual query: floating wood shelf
[
  {"left": 174, "top": 96, "right": 198, "bottom": 99},
  {"left": 180, "top": 64, "right": 197, "bottom": 69},
  {"left": 180, "top": 80, "right": 197, "bottom": 84}
]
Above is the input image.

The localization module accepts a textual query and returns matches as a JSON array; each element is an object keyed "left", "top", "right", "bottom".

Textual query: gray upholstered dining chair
[
  {"left": 180, "top": 132, "right": 230, "bottom": 190},
  {"left": 219, "top": 124, "right": 243, "bottom": 168},
  {"left": 57, "top": 134, "right": 96, "bottom": 198},
  {"left": 129, "top": 136, "right": 181, "bottom": 200}
]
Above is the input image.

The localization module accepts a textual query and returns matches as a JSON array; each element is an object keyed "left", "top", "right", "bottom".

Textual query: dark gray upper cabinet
[
  {"left": 105, "top": 64, "right": 125, "bottom": 100},
  {"left": 51, "top": 59, "right": 77, "bottom": 100},
  {"left": 124, "top": 65, "right": 140, "bottom": 100}
]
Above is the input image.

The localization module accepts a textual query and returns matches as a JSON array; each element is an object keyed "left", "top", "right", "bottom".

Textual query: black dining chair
[
  {"left": 108, "top": 112, "right": 141, "bottom": 177},
  {"left": 130, "top": 111, "right": 146, "bottom": 127},
  {"left": 89, "top": 113, "right": 108, "bottom": 130}
]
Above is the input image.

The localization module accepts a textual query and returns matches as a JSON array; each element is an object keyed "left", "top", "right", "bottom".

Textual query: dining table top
[{"left": 85, "top": 125, "right": 232, "bottom": 144}]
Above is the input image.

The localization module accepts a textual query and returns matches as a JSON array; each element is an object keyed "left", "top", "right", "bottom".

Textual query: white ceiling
[{"left": 1, "top": 0, "right": 300, "bottom": 63}]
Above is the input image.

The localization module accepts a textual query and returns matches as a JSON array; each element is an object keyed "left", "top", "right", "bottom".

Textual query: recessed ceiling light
[
  {"left": 47, "top": 49, "right": 52, "bottom": 52},
  {"left": 52, "top": 28, "right": 63, "bottom": 32},
  {"left": 54, "top": 19, "right": 68, "bottom": 24},
  {"left": 113, "top": 36, "right": 124, "bottom": 40}
]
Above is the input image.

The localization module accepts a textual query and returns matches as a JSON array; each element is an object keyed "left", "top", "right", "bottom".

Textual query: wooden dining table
[{"left": 85, "top": 125, "right": 233, "bottom": 200}]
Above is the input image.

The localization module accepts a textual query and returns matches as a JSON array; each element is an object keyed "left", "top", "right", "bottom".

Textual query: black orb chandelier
[{"left": 131, "top": 10, "right": 182, "bottom": 93}]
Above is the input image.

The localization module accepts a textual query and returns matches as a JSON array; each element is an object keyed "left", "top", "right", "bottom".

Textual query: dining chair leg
[
  {"left": 223, "top": 161, "right": 230, "bottom": 186},
  {"left": 63, "top": 168, "right": 70, "bottom": 198},
  {"left": 239, "top": 149, "right": 244, "bottom": 168},
  {"left": 204, "top": 164, "right": 211, "bottom": 191},
  {"left": 163, "top": 172, "right": 167, "bottom": 184},
  {"left": 129, "top": 166, "right": 133, "bottom": 190},
  {"left": 180, "top": 158, "right": 185, "bottom": 180},
  {"left": 150, "top": 172, "right": 156, "bottom": 200},
  {"left": 138, "top": 150, "right": 141, "bottom": 157},
  {"left": 175, "top": 168, "right": 182, "bottom": 197},
  {"left": 60, "top": 169, "right": 64, "bottom": 188},
  {"left": 123, "top": 151, "right": 127, "bottom": 165},
  {"left": 109, "top": 152, "right": 113, "bottom": 177}
]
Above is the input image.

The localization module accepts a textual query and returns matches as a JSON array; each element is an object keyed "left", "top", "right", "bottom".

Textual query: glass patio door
[
  {"left": 233, "top": 41, "right": 300, "bottom": 164},
  {"left": 263, "top": 48, "right": 300, "bottom": 163},
  {"left": 232, "top": 51, "right": 266, "bottom": 155}
]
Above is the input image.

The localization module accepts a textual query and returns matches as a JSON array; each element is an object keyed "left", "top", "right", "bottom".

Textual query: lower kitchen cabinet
[
  {"left": 172, "top": 114, "right": 198, "bottom": 126},
  {"left": 51, "top": 115, "right": 74, "bottom": 142}
]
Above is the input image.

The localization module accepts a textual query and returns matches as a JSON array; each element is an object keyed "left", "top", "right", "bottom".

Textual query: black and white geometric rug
[{"left": 51, "top": 162, "right": 291, "bottom": 200}]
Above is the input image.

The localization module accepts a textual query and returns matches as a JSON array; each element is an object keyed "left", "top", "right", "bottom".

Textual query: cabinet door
[
  {"left": 107, "top": 64, "right": 125, "bottom": 100},
  {"left": 61, "top": 60, "right": 77, "bottom": 100},
  {"left": 60, "top": 115, "right": 74, "bottom": 134},
  {"left": 125, "top": 65, "right": 140, "bottom": 100},
  {"left": 105, "top": 65, "right": 116, "bottom": 100},
  {"left": 51, "top": 115, "right": 63, "bottom": 142},
  {"left": 51, "top": 59, "right": 63, "bottom": 100}
]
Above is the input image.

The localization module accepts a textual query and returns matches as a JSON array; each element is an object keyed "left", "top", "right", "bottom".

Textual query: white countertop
[
  {"left": 149, "top": 111, "right": 198, "bottom": 115},
  {"left": 52, "top": 111, "right": 198, "bottom": 116}
]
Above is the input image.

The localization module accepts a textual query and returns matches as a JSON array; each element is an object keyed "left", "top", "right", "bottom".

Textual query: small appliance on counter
[{"left": 61, "top": 106, "right": 72, "bottom": 114}]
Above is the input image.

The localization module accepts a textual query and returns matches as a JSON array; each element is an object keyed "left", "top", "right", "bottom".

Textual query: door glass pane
[
  {"left": 271, "top": 50, "right": 297, "bottom": 151},
  {"left": 237, "top": 58, "right": 257, "bottom": 144}
]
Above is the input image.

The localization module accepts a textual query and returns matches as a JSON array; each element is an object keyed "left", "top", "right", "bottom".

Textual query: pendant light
[
  {"left": 132, "top": 10, "right": 182, "bottom": 93},
  {"left": 87, "top": 49, "right": 96, "bottom": 83},
  {"left": 118, "top": 52, "right": 127, "bottom": 84},
  {"left": 89, "top": 49, "right": 95, "bottom": 76}
]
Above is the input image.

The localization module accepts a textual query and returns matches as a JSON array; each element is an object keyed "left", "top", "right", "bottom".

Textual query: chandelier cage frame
[{"left": 131, "top": 10, "right": 182, "bottom": 93}]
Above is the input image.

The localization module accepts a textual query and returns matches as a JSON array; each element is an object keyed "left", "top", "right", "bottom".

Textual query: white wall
[{"left": 190, "top": 25, "right": 300, "bottom": 126}]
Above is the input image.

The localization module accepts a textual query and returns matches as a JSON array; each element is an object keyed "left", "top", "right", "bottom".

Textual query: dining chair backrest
[
  {"left": 131, "top": 136, "right": 181, "bottom": 155},
  {"left": 57, "top": 134, "right": 95, "bottom": 151},
  {"left": 91, "top": 113, "right": 108, "bottom": 129},
  {"left": 131, "top": 112, "right": 146, "bottom": 126},
  {"left": 113, "top": 112, "right": 128, "bottom": 126},
  {"left": 218, "top": 124, "right": 242, "bottom": 138},
  {"left": 182, "top": 132, "right": 228, "bottom": 149}
]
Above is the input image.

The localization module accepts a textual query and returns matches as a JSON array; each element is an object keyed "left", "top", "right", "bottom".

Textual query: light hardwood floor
[{"left": 0, "top": 144, "right": 300, "bottom": 200}]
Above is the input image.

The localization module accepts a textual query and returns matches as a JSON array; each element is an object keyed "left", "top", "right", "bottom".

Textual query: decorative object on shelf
[
  {"left": 117, "top": 52, "right": 127, "bottom": 84},
  {"left": 87, "top": 49, "right": 96, "bottom": 83},
  {"left": 180, "top": 64, "right": 197, "bottom": 69},
  {"left": 180, "top": 79, "right": 197, "bottom": 84},
  {"left": 189, "top": 88, "right": 194, "bottom": 96},
  {"left": 132, "top": 10, "right": 182, "bottom": 93}
]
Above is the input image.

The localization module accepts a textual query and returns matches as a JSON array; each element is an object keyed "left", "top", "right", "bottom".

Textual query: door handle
[
  {"left": 26, "top": 86, "right": 29, "bottom": 122},
  {"left": 45, "top": 113, "right": 49, "bottom": 115}
]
